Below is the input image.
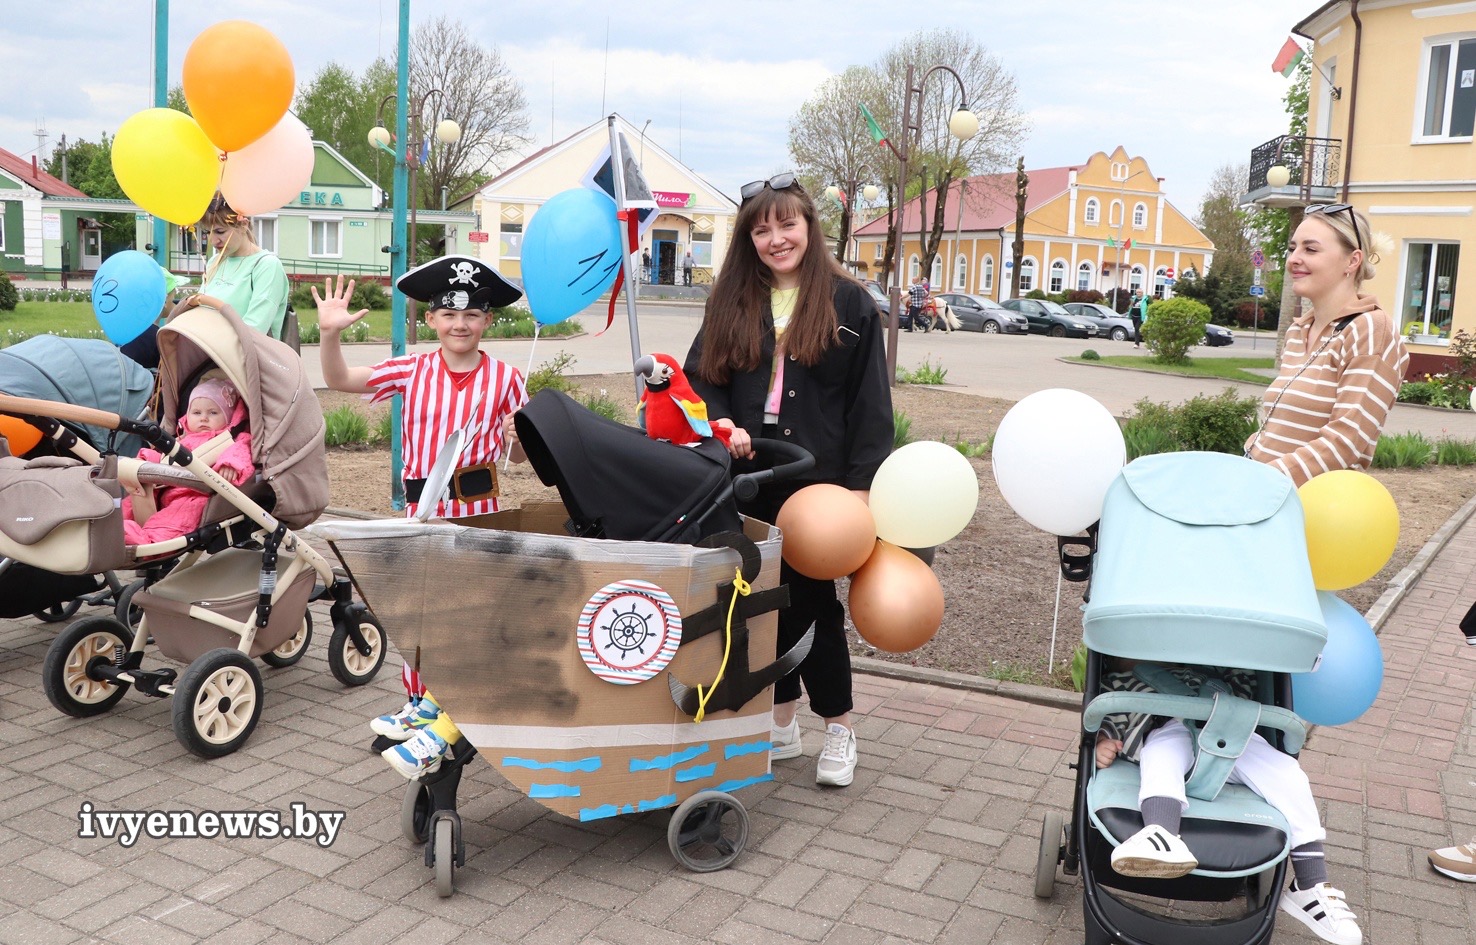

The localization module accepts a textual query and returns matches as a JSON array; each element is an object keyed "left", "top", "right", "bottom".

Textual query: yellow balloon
[
  {"left": 1298, "top": 470, "right": 1399, "bottom": 591},
  {"left": 112, "top": 109, "right": 221, "bottom": 226}
]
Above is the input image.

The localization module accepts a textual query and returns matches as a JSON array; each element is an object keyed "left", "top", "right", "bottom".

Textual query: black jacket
[{"left": 684, "top": 278, "right": 893, "bottom": 490}]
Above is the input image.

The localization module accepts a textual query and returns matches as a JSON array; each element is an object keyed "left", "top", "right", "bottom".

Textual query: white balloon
[
  {"left": 869, "top": 441, "right": 980, "bottom": 548},
  {"left": 991, "top": 389, "right": 1126, "bottom": 535},
  {"left": 219, "top": 113, "right": 315, "bottom": 217}
]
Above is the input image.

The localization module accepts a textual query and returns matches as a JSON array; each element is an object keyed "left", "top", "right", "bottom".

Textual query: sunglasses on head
[
  {"left": 1305, "top": 204, "right": 1362, "bottom": 254},
  {"left": 740, "top": 172, "right": 799, "bottom": 203}
]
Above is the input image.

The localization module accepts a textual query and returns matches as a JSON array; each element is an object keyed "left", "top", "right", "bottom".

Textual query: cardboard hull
[{"left": 310, "top": 502, "right": 782, "bottom": 821}]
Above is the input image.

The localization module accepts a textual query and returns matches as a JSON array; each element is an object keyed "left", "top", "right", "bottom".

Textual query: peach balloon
[
  {"left": 776, "top": 484, "right": 877, "bottom": 580},
  {"left": 848, "top": 540, "right": 945, "bottom": 653}
]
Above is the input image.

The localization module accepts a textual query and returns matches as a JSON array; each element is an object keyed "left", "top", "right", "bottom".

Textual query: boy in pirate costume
[{"left": 314, "top": 255, "right": 529, "bottom": 777}]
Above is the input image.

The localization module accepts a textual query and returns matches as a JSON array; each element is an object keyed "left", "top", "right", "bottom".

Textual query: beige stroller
[{"left": 0, "top": 300, "right": 387, "bottom": 757}]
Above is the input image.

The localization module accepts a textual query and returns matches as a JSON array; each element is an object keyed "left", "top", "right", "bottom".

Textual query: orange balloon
[
  {"left": 0, "top": 415, "right": 42, "bottom": 456},
  {"left": 183, "top": 21, "right": 295, "bottom": 153},
  {"left": 848, "top": 540, "right": 945, "bottom": 653},
  {"left": 776, "top": 484, "right": 877, "bottom": 580}
]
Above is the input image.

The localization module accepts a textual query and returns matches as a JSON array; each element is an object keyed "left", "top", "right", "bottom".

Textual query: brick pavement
[{"left": 3, "top": 502, "right": 1476, "bottom": 943}]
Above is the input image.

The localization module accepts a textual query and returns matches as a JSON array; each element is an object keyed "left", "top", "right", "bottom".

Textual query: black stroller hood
[{"left": 515, "top": 389, "right": 741, "bottom": 544}]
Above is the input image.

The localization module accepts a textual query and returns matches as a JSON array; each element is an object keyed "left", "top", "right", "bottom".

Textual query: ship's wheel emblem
[{"left": 577, "top": 580, "right": 682, "bottom": 684}]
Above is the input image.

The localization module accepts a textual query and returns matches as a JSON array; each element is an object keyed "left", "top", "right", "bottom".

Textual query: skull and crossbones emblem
[{"left": 448, "top": 261, "right": 480, "bottom": 286}]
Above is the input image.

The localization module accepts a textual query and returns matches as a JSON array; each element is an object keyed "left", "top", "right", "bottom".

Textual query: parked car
[
  {"left": 862, "top": 281, "right": 892, "bottom": 321},
  {"left": 1202, "top": 323, "right": 1235, "bottom": 347},
  {"left": 935, "top": 293, "right": 1029, "bottom": 334},
  {"left": 999, "top": 298, "right": 1099, "bottom": 339},
  {"left": 1062, "top": 301, "right": 1135, "bottom": 341}
]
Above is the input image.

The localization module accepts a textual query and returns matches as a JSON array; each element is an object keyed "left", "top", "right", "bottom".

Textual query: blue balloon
[
  {"left": 92, "top": 250, "right": 168, "bottom": 345},
  {"left": 1291, "top": 592, "right": 1384, "bottom": 726},
  {"left": 521, "top": 188, "right": 623, "bottom": 326}
]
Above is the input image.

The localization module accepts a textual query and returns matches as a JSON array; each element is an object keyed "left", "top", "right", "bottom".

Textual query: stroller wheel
[
  {"left": 328, "top": 611, "right": 386, "bottom": 687},
  {"left": 261, "top": 611, "right": 313, "bottom": 668},
  {"left": 402, "top": 781, "right": 432, "bottom": 845},
  {"left": 113, "top": 579, "right": 147, "bottom": 633},
  {"left": 432, "top": 817, "right": 456, "bottom": 898},
  {"left": 42, "top": 616, "right": 134, "bottom": 717},
  {"left": 34, "top": 599, "right": 83, "bottom": 623},
  {"left": 667, "top": 790, "right": 748, "bottom": 873},
  {"left": 172, "top": 648, "right": 264, "bottom": 758},
  {"left": 1035, "top": 810, "right": 1065, "bottom": 898}
]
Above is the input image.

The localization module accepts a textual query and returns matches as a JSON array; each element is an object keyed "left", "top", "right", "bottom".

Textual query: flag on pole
[
  {"left": 1107, "top": 236, "right": 1117, "bottom": 248},
  {"left": 1126, "top": 238, "right": 1135, "bottom": 250},
  {"left": 1272, "top": 38, "right": 1305, "bottom": 77},
  {"left": 859, "top": 103, "right": 889, "bottom": 150}
]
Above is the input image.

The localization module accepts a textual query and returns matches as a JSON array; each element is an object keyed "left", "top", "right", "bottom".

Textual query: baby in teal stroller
[{"left": 1036, "top": 451, "right": 1360, "bottom": 945}]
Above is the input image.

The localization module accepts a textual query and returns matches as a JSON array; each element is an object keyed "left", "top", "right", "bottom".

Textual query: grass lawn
[{"left": 1068, "top": 352, "right": 1278, "bottom": 384}]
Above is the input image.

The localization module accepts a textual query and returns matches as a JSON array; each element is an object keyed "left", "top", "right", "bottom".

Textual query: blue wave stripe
[
  {"left": 724, "top": 741, "right": 772, "bottom": 759},
  {"left": 639, "top": 793, "right": 678, "bottom": 812},
  {"left": 674, "top": 763, "right": 717, "bottom": 783},
  {"left": 629, "top": 743, "right": 709, "bottom": 772},
  {"left": 578, "top": 793, "right": 679, "bottom": 822},
  {"left": 502, "top": 755, "right": 602, "bottom": 773},
  {"left": 579, "top": 804, "right": 619, "bottom": 821},
  {"left": 715, "top": 774, "right": 774, "bottom": 793},
  {"left": 528, "top": 783, "right": 581, "bottom": 799}
]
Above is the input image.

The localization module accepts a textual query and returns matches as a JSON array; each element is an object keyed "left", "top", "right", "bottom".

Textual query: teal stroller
[{"left": 1035, "top": 451, "right": 1329, "bottom": 945}]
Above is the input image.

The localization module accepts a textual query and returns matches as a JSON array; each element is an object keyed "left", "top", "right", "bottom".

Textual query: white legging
[{"left": 1137, "top": 719, "right": 1326, "bottom": 849}]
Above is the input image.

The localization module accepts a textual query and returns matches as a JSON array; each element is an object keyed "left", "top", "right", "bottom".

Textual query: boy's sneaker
[
  {"left": 1279, "top": 881, "right": 1362, "bottom": 945},
  {"left": 770, "top": 717, "right": 803, "bottom": 760},
  {"left": 815, "top": 723, "right": 857, "bottom": 787},
  {"left": 1429, "top": 840, "right": 1476, "bottom": 881},
  {"left": 382, "top": 728, "right": 449, "bottom": 780},
  {"left": 369, "top": 698, "right": 440, "bottom": 742},
  {"left": 1110, "top": 825, "right": 1198, "bottom": 878}
]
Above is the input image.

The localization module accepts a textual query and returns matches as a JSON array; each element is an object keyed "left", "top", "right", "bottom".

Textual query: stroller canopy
[
  {"left": 0, "top": 335, "right": 154, "bottom": 457},
  {"left": 157, "top": 300, "right": 328, "bottom": 528},
  {"left": 516, "top": 389, "right": 741, "bottom": 543}
]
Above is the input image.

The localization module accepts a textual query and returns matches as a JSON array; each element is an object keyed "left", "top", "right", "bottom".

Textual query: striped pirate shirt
[
  {"left": 367, "top": 350, "right": 528, "bottom": 519},
  {"left": 1245, "top": 298, "right": 1408, "bottom": 488}
]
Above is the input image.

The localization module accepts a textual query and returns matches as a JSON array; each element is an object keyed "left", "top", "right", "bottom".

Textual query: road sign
[
  {"left": 1252, "top": 249, "right": 1266, "bottom": 269},
  {"left": 467, "top": 231, "right": 489, "bottom": 243},
  {"left": 1004, "top": 259, "right": 1014, "bottom": 269},
  {"left": 1165, "top": 267, "right": 1175, "bottom": 279},
  {"left": 1253, "top": 268, "right": 1262, "bottom": 286},
  {"left": 1249, "top": 286, "right": 1266, "bottom": 297},
  {"left": 1165, "top": 278, "right": 1175, "bottom": 285}
]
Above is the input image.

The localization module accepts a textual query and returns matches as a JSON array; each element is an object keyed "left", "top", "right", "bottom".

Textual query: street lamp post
[
  {"left": 825, "top": 164, "right": 880, "bottom": 269},
  {"left": 882, "top": 64, "right": 980, "bottom": 386},
  {"left": 370, "top": 91, "right": 462, "bottom": 275}
]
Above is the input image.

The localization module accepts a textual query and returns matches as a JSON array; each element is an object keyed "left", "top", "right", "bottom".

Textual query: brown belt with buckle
[{"left": 403, "top": 461, "right": 499, "bottom": 505}]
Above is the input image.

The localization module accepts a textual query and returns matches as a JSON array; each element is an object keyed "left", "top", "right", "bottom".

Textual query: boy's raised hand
[{"left": 312, "top": 276, "right": 370, "bottom": 335}]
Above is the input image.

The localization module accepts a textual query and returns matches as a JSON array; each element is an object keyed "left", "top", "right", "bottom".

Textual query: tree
[
  {"left": 296, "top": 60, "right": 397, "bottom": 194},
  {"left": 875, "top": 29, "right": 1029, "bottom": 284},
  {"left": 787, "top": 66, "right": 891, "bottom": 268},
  {"left": 1197, "top": 162, "right": 1254, "bottom": 275},
  {"left": 44, "top": 136, "right": 134, "bottom": 253}
]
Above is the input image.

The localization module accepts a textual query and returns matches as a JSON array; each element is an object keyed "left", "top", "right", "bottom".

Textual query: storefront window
[
  {"left": 692, "top": 232, "right": 712, "bottom": 267},
  {"left": 500, "top": 223, "right": 523, "bottom": 260},
  {"left": 1401, "top": 241, "right": 1460, "bottom": 337},
  {"left": 310, "top": 219, "right": 341, "bottom": 257}
]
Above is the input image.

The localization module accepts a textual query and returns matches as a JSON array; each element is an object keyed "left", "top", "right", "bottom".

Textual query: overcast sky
[{"left": 0, "top": 1, "right": 1312, "bottom": 215}]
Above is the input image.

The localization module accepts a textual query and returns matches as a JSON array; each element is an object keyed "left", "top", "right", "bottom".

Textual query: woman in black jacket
[{"left": 685, "top": 173, "right": 892, "bottom": 788}]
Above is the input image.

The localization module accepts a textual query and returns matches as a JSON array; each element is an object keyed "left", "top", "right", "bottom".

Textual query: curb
[
  {"left": 851, "top": 656, "right": 1081, "bottom": 711},
  {"left": 1366, "top": 489, "right": 1476, "bottom": 632}
]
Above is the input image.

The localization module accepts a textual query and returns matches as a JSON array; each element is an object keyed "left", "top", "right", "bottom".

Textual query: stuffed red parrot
[{"left": 635, "top": 353, "right": 733, "bottom": 448}]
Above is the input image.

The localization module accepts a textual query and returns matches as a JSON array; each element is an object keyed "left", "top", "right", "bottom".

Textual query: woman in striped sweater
[{"left": 1245, "top": 205, "right": 1408, "bottom": 487}]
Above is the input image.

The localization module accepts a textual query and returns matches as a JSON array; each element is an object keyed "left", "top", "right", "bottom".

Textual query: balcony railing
[{"left": 1246, "top": 135, "right": 1343, "bottom": 198}]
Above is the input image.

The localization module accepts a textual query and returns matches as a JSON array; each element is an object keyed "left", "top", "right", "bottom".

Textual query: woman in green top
[{"left": 197, "top": 195, "right": 290, "bottom": 338}]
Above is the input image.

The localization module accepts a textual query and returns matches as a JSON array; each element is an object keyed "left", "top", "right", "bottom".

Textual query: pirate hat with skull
[{"left": 396, "top": 254, "right": 524, "bottom": 312}]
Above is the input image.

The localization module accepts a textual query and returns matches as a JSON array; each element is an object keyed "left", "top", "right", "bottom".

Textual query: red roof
[
  {"left": 854, "top": 166, "right": 1075, "bottom": 236},
  {"left": 0, "top": 147, "right": 86, "bottom": 197}
]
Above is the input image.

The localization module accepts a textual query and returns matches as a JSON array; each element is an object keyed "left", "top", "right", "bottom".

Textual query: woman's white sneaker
[
  {"left": 770, "top": 717, "right": 803, "bottom": 760},
  {"left": 815, "top": 723, "right": 857, "bottom": 787}
]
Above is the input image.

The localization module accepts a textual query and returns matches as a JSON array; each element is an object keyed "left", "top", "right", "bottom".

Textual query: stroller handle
[
  {"left": 733, "top": 438, "right": 815, "bottom": 502},
  {"left": 0, "top": 393, "right": 120, "bottom": 432}
]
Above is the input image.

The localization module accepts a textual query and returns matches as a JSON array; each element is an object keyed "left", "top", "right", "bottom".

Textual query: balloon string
[
  {"left": 695, "top": 567, "right": 749, "bottom": 723},
  {"left": 506, "top": 323, "right": 542, "bottom": 473},
  {"left": 1048, "top": 567, "right": 1063, "bottom": 674}
]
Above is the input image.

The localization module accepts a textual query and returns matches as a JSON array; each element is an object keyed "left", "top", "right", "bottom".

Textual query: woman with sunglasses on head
[
  {"left": 684, "top": 173, "right": 893, "bottom": 789},
  {"left": 1245, "top": 204, "right": 1408, "bottom": 487},
  {"left": 192, "top": 195, "right": 291, "bottom": 339}
]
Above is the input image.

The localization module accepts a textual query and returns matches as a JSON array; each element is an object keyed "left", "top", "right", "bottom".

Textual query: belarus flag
[{"left": 1273, "top": 38, "right": 1305, "bottom": 77}]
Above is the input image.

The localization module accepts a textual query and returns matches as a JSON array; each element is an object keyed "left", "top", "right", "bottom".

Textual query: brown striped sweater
[{"left": 1245, "top": 295, "right": 1408, "bottom": 488}]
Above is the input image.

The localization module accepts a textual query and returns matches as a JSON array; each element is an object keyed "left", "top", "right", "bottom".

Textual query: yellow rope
[{"left": 694, "top": 566, "right": 750, "bottom": 723}]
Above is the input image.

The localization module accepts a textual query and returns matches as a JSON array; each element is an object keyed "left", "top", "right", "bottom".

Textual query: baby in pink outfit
[{"left": 123, "top": 377, "right": 255, "bottom": 546}]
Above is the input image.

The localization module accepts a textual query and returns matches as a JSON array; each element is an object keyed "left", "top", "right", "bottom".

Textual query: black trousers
[{"left": 740, "top": 481, "right": 854, "bottom": 719}]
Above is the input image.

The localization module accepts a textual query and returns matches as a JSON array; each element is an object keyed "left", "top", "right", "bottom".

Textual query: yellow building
[
  {"left": 452, "top": 115, "right": 736, "bottom": 286},
  {"left": 1245, "top": 0, "right": 1476, "bottom": 376},
  {"left": 853, "top": 148, "right": 1214, "bottom": 302}
]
